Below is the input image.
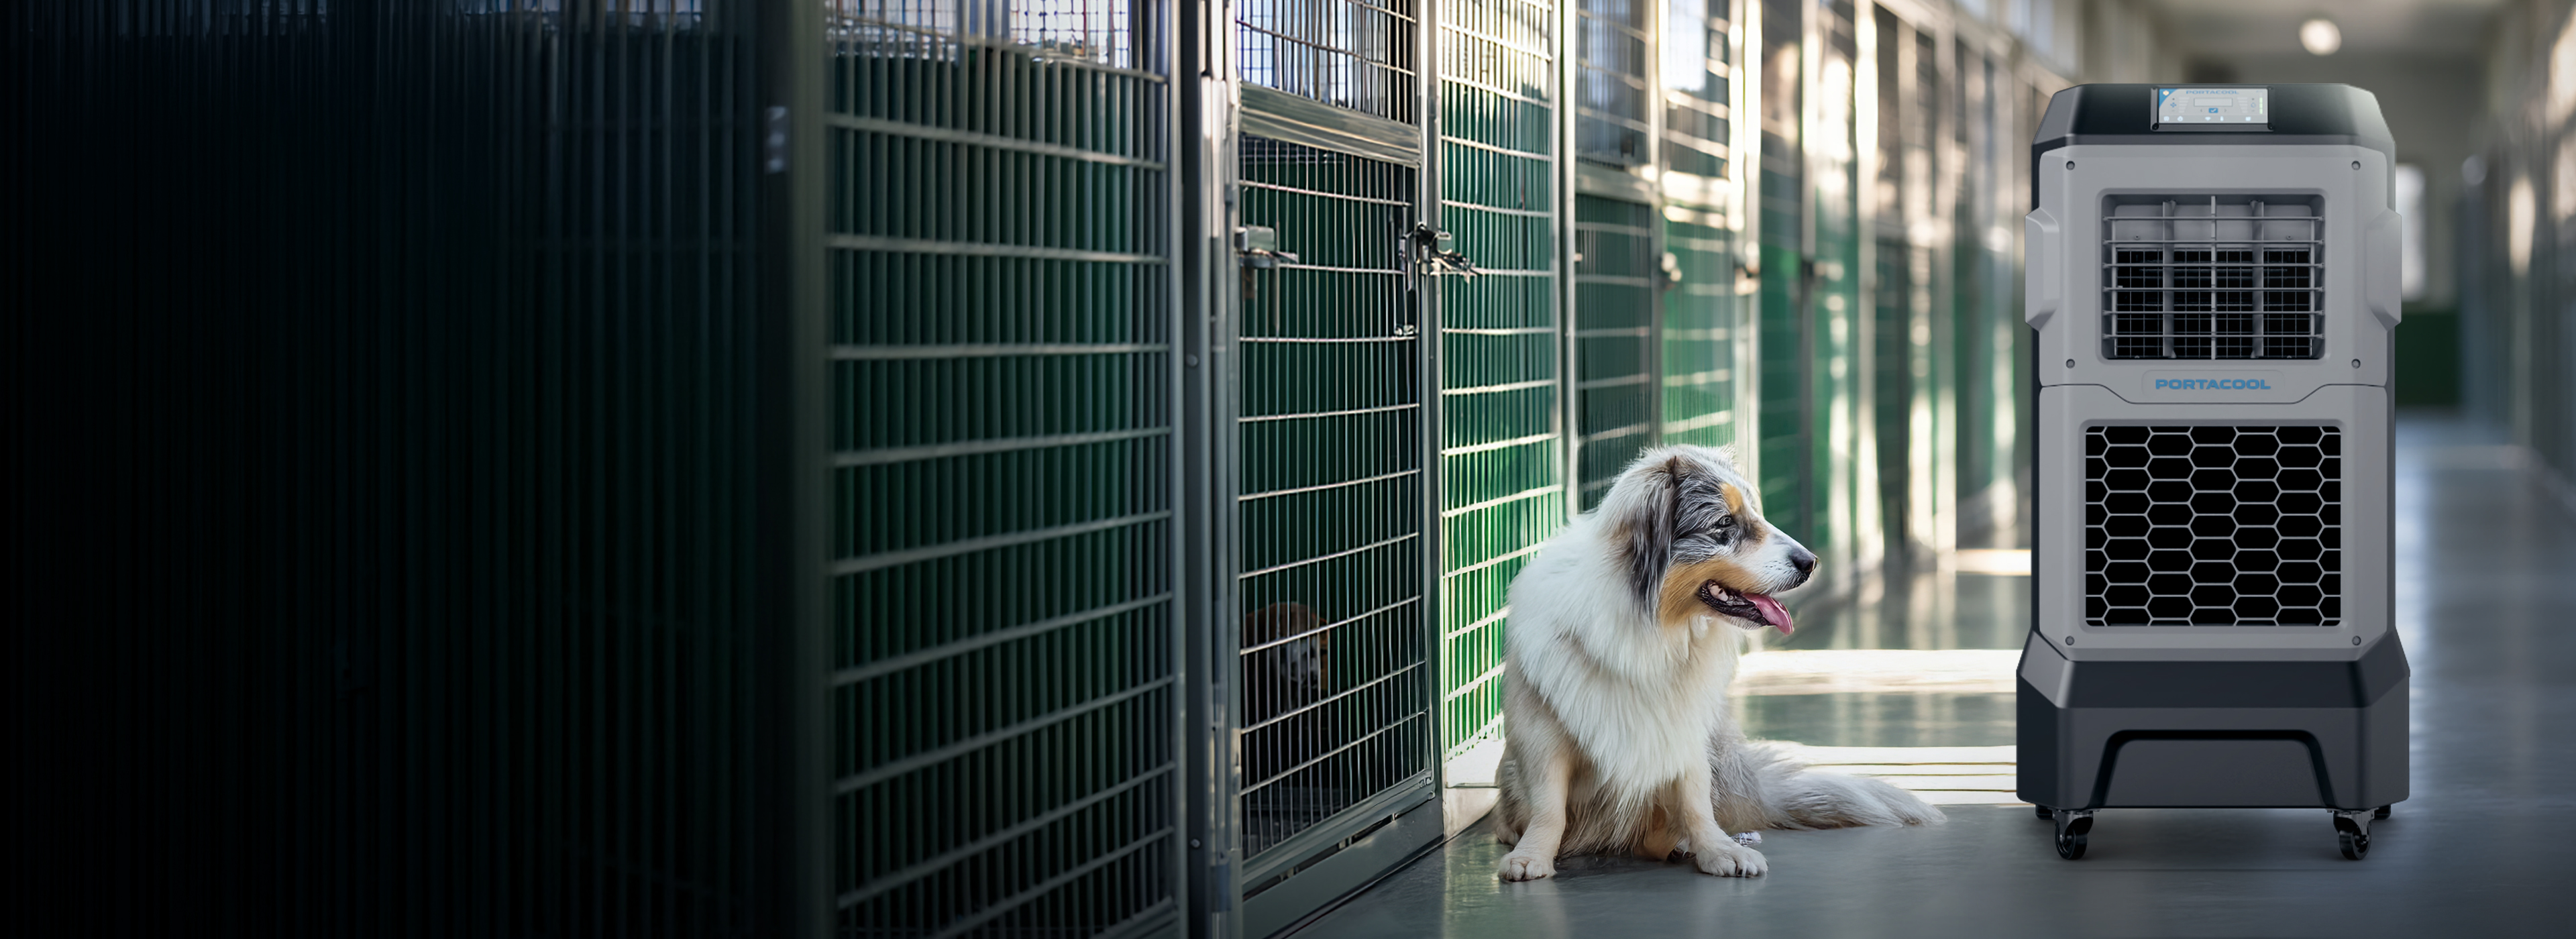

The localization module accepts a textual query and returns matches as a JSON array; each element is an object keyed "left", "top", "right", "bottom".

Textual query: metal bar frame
[
  {"left": 762, "top": 1, "right": 834, "bottom": 936},
  {"left": 1181, "top": 1, "right": 1238, "bottom": 935}
]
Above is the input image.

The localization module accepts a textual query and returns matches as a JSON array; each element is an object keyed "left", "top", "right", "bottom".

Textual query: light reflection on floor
[
  {"left": 1304, "top": 412, "right": 2576, "bottom": 938},
  {"left": 1736, "top": 562, "right": 2029, "bottom": 763}
]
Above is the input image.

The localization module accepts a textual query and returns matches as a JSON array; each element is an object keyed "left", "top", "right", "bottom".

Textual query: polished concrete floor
[{"left": 1295, "top": 413, "right": 2576, "bottom": 938}]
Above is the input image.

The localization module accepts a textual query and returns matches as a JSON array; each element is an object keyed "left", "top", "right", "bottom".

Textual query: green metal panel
[
  {"left": 1806, "top": 0, "right": 1862, "bottom": 572},
  {"left": 1754, "top": 0, "right": 1809, "bottom": 543},
  {"left": 1868, "top": 4, "right": 1912, "bottom": 552},
  {"left": 1234, "top": 137, "right": 1432, "bottom": 861},
  {"left": 1569, "top": 0, "right": 1658, "bottom": 512},
  {"left": 1865, "top": 5, "right": 1927, "bottom": 547},
  {"left": 1952, "top": 44, "right": 2017, "bottom": 535},
  {"left": 1872, "top": 227, "right": 1915, "bottom": 543},
  {"left": 1907, "top": 17, "right": 1955, "bottom": 555},
  {"left": 1574, "top": 195, "right": 1662, "bottom": 508},
  {"left": 828, "top": 5, "right": 1183, "bottom": 936},
  {"left": 1663, "top": 209, "right": 1740, "bottom": 450},
  {"left": 1436, "top": 0, "right": 1564, "bottom": 759},
  {"left": 1658, "top": 0, "right": 1739, "bottom": 453}
]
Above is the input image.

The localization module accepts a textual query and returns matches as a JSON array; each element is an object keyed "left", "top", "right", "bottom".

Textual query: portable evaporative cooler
[{"left": 2018, "top": 85, "right": 2408, "bottom": 861}]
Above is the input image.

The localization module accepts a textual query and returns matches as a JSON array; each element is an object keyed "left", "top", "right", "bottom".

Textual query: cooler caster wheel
[
  {"left": 2333, "top": 810, "right": 2372, "bottom": 860},
  {"left": 2052, "top": 810, "right": 2094, "bottom": 860},
  {"left": 2035, "top": 806, "right": 2053, "bottom": 820},
  {"left": 2373, "top": 805, "right": 2391, "bottom": 820}
]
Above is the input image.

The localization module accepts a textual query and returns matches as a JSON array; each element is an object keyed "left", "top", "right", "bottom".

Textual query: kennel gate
[{"left": 1224, "top": 1, "right": 1450, "bottom": 933}]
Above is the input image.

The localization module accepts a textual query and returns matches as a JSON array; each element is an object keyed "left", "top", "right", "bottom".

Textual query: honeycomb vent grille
[{"left": 2084, "top": 425, "right": 2343, "bottom": 626}]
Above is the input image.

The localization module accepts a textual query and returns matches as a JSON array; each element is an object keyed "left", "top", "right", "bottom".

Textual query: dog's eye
[{"left": 1715, "top": 514, "right": 1736, "bottom": 529}]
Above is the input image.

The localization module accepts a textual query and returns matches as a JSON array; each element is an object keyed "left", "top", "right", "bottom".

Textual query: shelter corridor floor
[{"left": 1289, "top": 412, "right": 2575, "bottom": 938}]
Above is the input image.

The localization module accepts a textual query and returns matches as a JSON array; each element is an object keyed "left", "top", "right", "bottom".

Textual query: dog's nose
[{"left": 1790, "top": 549, "right": 1817, "bottom": 580}]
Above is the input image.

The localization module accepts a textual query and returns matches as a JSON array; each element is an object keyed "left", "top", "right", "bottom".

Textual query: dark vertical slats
[{"left": 14, "top": 2, "right": 768, "bottom": 934}]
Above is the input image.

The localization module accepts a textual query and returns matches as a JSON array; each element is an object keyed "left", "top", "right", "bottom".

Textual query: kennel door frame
[{"left": 1211, "top": 0, "right": 1452, "bottom": 935}]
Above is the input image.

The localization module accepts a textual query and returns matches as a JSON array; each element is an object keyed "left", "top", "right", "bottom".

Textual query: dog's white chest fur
[{"left": 1507, "top": 522, "right": 1740, "bottom": 794}]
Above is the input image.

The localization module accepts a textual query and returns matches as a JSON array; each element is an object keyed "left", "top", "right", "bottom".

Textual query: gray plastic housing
[
  {"left": 2027, "top": 144, "right": 2404, "bottom": 403},
  {"left": 2017, "top": 632, "right": 2409, "bottom": 810},
  {"left": 2017, "top": 84, "right": 2408, "bottom": 812}
]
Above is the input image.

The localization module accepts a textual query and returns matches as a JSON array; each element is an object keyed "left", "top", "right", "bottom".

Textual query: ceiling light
[{"left": 2300, "top": 17, "right": 2342, "bottom": 56}]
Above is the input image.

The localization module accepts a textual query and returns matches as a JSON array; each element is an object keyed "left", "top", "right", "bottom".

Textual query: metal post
[
  {"left": 1419, "top": 0, "right": 1449, "bottom": 806},
  {"left": 755, "top": 1, "right": 831, "bottom": 936},
  {"left": 1854, "top": 1, "right": 1884, "bottom": 573},
  {"left": 1559, "top": 0, "right": 1582, "bottom": 519},
  {"left": 1736, "top": 0, "right": 1763, "bottom": 488},
  {"left": 1180, "top": 1, "right": 1242, "bottom": 932}
]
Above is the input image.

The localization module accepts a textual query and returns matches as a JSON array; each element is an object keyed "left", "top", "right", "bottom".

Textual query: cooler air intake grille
[
  {"left": 2100, "top": 196, "right": 2325, "bottom": 360},
  {"left": 2084, "top": 425, "right": 2343, "bottom": 626}
]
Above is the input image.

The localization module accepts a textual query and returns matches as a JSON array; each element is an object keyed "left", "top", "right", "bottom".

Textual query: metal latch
[
  {"left": 1408, "top": 223, "right": 1480, "bottom": 280},
  {"left": 1235, "top": 225, "right": 1299, "bottom": 268}
]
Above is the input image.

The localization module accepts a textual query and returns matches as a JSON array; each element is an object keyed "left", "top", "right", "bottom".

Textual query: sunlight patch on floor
[
  {"left": 1733, "top": 649, "right": 2021, "bottom": 695},
  {"left": 1950, "top": 548, "right": 2031, "bottom": 575},
  {"left": 1783, "top": 743, "right": 2023, "bottom": 805}
]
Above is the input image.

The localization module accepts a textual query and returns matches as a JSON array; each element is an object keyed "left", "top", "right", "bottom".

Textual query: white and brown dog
[{"left": 1493, "top": 445, "right": 1942, "bottom": 881}]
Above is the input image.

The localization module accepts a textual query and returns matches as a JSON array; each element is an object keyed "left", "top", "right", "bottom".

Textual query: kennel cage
[{"left": 2018, "top": 85, "right": 2409, "bottom": 861}]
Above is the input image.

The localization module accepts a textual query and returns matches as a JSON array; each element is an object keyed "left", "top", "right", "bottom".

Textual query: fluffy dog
[{"left": 1493, "top": 445, "right": 1943, "bottom": 881}]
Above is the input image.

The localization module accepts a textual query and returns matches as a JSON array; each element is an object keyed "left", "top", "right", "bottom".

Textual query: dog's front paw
[
  {"left": 1496, "top": 850, "right": 1558, "bottom": 881},
  {"left": 1690, "top": 843, "right": 1767, "bottom": 877}
]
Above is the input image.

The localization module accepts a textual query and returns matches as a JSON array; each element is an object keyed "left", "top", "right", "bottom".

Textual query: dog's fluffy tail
[{"left": 1709, "top": 736, "right": 1947, "bottom": 832}]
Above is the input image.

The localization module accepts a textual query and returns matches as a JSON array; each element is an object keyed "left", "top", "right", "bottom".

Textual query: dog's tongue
[{"left": 1746, "top": 593, "right": 1794, "bottom": 636}]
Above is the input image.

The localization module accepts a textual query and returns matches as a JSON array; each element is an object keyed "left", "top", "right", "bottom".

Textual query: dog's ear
[{"left": 1621, "top": 457, "right": 1686, "bottom": 612}]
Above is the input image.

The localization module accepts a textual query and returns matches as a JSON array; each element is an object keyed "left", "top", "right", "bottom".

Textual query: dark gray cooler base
[{"left": 2017, "top": 634, "right": 2410, "bottom": 811}]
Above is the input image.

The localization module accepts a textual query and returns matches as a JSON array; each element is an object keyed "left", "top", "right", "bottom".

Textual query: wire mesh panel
[
  {"left": 1868, "top": 4, "right": 1917, "bottom": 549},
  {"left": 2085, "top": 426, "right": 2345, "bottom": 626},
  {"left": 1574, "top": 195, "right": 1662, "bottom": 508},
  {"left": 1235, "top": 137, "right": 1432, "bottom": 862},
  {"left": 1950, "top": 46, "right": 2029, "bottom": 536},
  {"left": 1238, "top": 0, "right": 1421, "bottom": 122},
  {"left": 1805, "top": 0, "right": 1862, "bottom": 563},
  {"left": 2100, "top": 197, "right": 2327, "bottom": 360},
  {"left": 828, "top": 3, "right": 1181, "bottom": 935},
  {"left": 1754, "top": 0, "right": 1812, "bottom": 541},
  {"left": 1436, "top": 0, "right": 1563, "bottom": 760},
  {"left": 1658, "top": 1, "right": 1738, "bottom": 451},
  {"left": 1660, "top": 0, "right": 1731, "bottom": 179},
  {"left": 1576, "top": 0, "right": 1650, "bottom": 164},
  {"left": 1663, "top": 207, "right": 1739, "bottom": 449}
]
